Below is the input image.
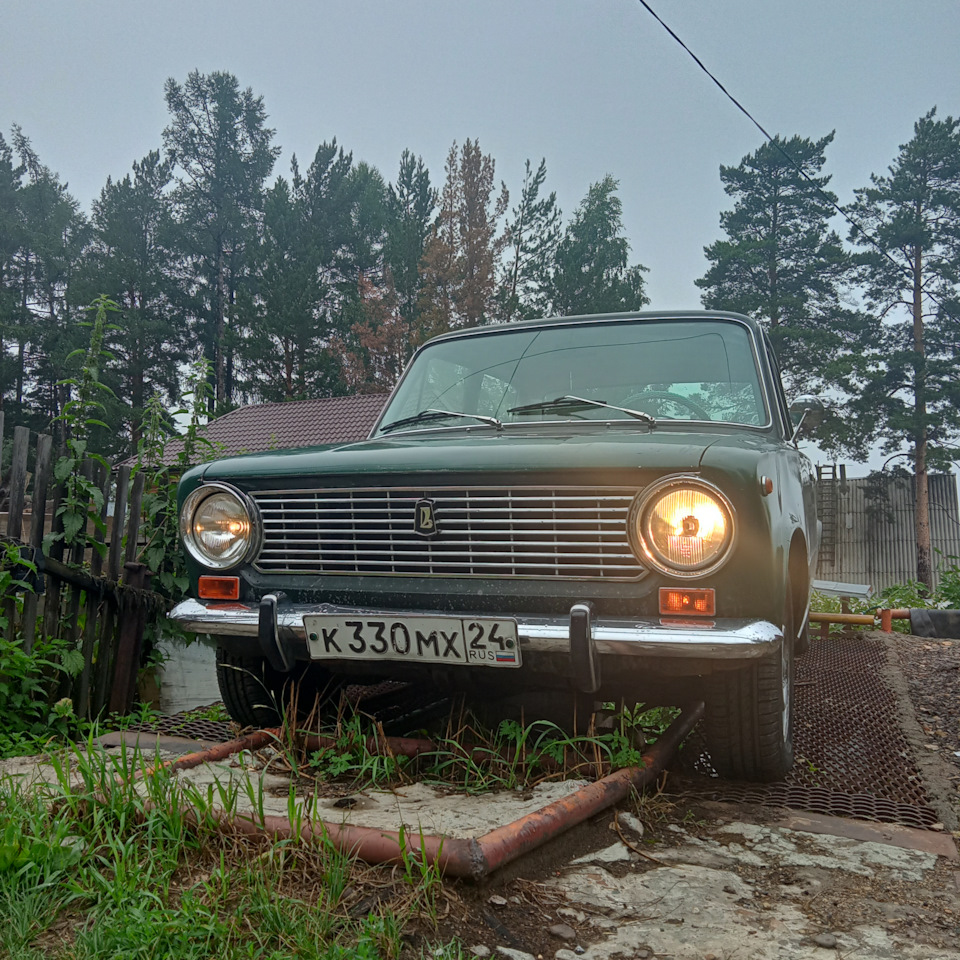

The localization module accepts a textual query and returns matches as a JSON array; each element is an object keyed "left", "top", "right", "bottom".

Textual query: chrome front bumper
[{"left": 168, "top": 598, "right": 781, "bottom": 660}]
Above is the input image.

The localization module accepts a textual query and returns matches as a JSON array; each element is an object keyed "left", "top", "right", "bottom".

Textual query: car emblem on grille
[{"left": 413, "top": 498, "right": 438, "bottom": 537}]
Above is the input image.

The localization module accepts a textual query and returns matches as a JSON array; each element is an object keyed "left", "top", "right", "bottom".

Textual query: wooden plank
[
  {"left": 123, "top": 470, "right": 146, "bottom": 571},
  {"left": 3, "top": 425, "right": 31, "bottom": 640},
  {"left": 91, "top": 594, "right": 122, "bottom": 719},
  {"left": 107, "top": 466, "right": 130, "bottom": 581},
  {"left": 113, "top": 467, "right": 147, "bottom": 712},
  {"left": 6, "top": 425, "right": 29, "bottom": 538},
  {"left": 40, "top": 476, "right": 66, "bottom": 653},
  {"left": 94, "top": 465, "right": 129, "bottom": 717},
  {"left": 20, "top": 433, "right": 52, "bottom": 655},
  {"left": 76, "top": 462, "right": 110, "bottom": 717},
  {"left": 109, "top": 562, "right": 146, "bottom": 714}
]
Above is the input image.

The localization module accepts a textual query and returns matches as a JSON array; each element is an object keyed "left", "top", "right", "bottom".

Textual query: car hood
[{"left": 195, "top": 427, "right": 770, "bottom": 482}]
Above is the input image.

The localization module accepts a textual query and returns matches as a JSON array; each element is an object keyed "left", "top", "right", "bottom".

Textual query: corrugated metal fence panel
[{"left": 816, "top": 474, "right": 960, "bottom": 592}]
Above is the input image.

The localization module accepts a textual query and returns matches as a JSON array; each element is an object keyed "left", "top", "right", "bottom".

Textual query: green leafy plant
[
  {"left": 933, "top": 552, "right": 960, "bottom": 608},
  {"left": 49, "top": 295, "right": 119, "bottom": 557},
  {"left": 307, "top": 712, "right": 411, "bottom": 787},
  {"left": 135, "top": 356, "right": 223, "bottom": 603}
]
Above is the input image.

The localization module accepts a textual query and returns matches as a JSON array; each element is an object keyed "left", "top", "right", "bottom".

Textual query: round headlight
[
  {"left": 180, "top": 483, "right": 258, "bottom": 570},
  {"left": 632, "top": 478, "right": 734, "bottom": 577}
]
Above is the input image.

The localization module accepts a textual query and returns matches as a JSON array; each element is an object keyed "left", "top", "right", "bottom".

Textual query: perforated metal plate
[{"left": 677, "top": 634, "right": 942, "bottom": 829}]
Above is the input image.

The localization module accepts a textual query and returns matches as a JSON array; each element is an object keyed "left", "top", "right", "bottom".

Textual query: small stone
[
  {"left": 617, "top": 812, "right": 645, "bottom": 837},
  {"left": 488, "top": 894, "right": 508, "bottom": 907},
  {"left": 930, "top": 823, "right": 945, "bottom": 831},
  {"left": 547, "top": 924, "right": 576, "bottom": 942},
  {"left": 722, "top": 885, "right": 737, "bottom": 894},
  {"left": 574, "top": 948, "right": 585, "bottom": 957},
  {"left": 495, "top": 948, "right": 536, "bottom": 960},
  {"left": 558, "top": 908, "right": 586, "bottom": 923},
  {"left": 636, "top": 951, "right": 650, "bottom": 959},
  {"left": 813, "top": 933, "right": 838, "bottom": 949},
  {"left": 470, "top": 948, "right": 491, "bottom": 959}
]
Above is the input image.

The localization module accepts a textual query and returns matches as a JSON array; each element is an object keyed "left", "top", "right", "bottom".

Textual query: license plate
[{"left": 303, "top": 615, "right": 521, "bottom": 668}]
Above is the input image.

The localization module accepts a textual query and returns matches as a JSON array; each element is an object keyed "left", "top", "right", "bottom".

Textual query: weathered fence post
[
  {"left": 91, "top": 464, "right": 130, "bottom": 717},
  {"left": 20, "top": 433, "right": 53, "bottom": 655},
  {"left": 75, "top": 461, "right": 110, "bottom": 718},
  {"left": 106, "top": 471, "right": 146, "bottom": 716},
  {"left": 3, "top": 425, "right": 30, "bottom": 640}
]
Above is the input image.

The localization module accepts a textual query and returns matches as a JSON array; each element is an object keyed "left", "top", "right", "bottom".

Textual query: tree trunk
[{"left": 912, "top": 243, "right": 933, "bottom": 592}]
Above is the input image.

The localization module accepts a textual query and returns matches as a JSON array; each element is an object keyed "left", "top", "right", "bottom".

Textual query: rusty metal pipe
[
  {"left": 140, "top": 727, "right": 281, "bottom": 780},
  {"left": 809, "top": 612, "right": 876, "bottom": 626},
  {"left": 462, "top": 700, "right": 704, "bottom": 877},
  {"left": 878, "top": 608, "right": 911, "bottom": 633},
  {"left": 150, "top": 703, "right": 703, "bottom": 880},
  {"left": 301, "top": 732, "right": 438, "bottom": 759}
]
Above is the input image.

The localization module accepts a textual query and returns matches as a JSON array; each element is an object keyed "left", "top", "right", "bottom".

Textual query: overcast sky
[{"left": 3, "top": 0, "right": 959, "bottom": 470}]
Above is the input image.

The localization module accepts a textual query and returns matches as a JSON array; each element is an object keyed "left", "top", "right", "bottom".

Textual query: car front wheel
[
  {"left": 703, "top": 585, "right": 796, "bottom": 782},
  {"left": 216, "top": 647, "right": 344, "bottom": 729}
]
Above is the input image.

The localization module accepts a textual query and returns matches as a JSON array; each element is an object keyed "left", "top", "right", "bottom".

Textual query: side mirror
[{"left": 789, "top": 395, "right": 825, "bottom": 441}]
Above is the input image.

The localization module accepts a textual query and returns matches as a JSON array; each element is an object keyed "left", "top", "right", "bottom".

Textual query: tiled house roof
[{"left": 138, "top": 394, "right": 389, "bottom": 467}]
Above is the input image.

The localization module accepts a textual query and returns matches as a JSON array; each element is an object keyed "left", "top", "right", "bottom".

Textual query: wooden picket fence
[{"left": 0, "top": 411, "right": 169, "bottom": 718}]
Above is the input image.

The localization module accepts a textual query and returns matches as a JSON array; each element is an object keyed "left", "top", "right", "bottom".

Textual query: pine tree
[
  {"left": 384, "top": 150, "right": 436, "bottom": 324},
  {"left": 842, "top": 109, "right": 960, "bottom": 590},
  {"left": 75, "top": 151, "right": 185, "bottom": 452},
  {"left": 243, "top": 174, "right": 330, "bottom": 401},
  {"left": 546, "top": 176, "right": 648, "bottom": 316},
  {"left": 163, "top": 70, "right": 279, "bottom": 410},
  {"left": 418, "top": 140, "right": 509, "bottom": 336},
  {"left": 10, "top": 127, "right": 89, "bottom": 432},
  {"left": 499, "top": 158, "right": 561, "bottom": 322},
  {"left": 243, "top": 143, "right": 395, "bottom": 399},
  {"left": 0, "top": 132, "right": 26, "bottom": 414},
  {"left": 696, "top": 133, "right": 856, "bottom": 390}
]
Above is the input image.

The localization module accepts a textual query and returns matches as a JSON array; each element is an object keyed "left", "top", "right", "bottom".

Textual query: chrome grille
[{"left": 251, "top": 486, "right": 643, "bottom": 579}]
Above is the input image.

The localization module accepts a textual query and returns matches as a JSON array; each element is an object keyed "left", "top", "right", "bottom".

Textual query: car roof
[{"left": 424, "top": 310, "right": 764, "bottom": 345}]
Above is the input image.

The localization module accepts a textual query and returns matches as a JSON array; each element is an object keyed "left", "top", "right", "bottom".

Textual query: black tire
[
  {"left": 216, "top": 647, "right": 344, "bottom": 729},
  {"left": 704, "top": 584, "right": 796, "bottom": 781}
]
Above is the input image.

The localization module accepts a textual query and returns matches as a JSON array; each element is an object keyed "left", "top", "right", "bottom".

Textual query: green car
[{"left": 170, "top": 311, "right": 821, "bottom": 781}]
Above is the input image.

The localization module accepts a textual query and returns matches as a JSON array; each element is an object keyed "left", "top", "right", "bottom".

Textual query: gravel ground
[{"left": 892, "top": 634, "right": 960, "bottom": 817}]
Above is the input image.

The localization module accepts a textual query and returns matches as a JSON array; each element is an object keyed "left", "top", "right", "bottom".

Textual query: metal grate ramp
[{"left": 675, "top": 633, "right": 942, "bottom": 829}]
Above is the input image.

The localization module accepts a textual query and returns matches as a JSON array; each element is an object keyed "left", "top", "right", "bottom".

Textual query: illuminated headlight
[
  {"left": 631, "top": 478, "right": 735, "bottom": 577},
  {"left": 179, "top": 483, "right": 259, "bottom": 570}
]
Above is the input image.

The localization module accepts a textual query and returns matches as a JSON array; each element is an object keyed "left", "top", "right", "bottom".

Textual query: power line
[{"left": 633, "top": 0, "right": 945, "bottom": 306}]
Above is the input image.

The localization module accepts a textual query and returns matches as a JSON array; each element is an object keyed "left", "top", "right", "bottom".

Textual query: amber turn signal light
[
  {"left": 659, "top": 587, "right": 715, "bottom": 617},
  {"left": 198, "top": 576, "right": 240, "bottom": 600}
]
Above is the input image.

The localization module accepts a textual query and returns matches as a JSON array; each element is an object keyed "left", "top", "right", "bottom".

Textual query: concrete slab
[
  {"left": 548, "top": 815, "right": 960, "bottom": 960},
  {"left": 166, "top": 751, "right": 592, "bottom": 839}
]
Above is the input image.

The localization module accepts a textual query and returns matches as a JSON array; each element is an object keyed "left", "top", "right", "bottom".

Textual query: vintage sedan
[{"left": 170, "top": 311, "right": 820, "bottom": 781}]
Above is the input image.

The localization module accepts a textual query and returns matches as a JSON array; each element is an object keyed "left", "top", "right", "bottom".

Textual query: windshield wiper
[
  {"left": 378, "top": 408, "right": 503, "bottom": 434},
  {"left": 507, "top": 395, "right": 656, "bottom": 426}
]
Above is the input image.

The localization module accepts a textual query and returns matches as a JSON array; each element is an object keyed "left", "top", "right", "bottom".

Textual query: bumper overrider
[{"left": 169, "top": 597, "right": 782, "bottom": 693}]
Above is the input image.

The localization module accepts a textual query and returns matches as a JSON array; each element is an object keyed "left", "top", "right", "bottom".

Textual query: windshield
[{"left": 375, "top": 318, "right": 768, "bottom": 434}]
